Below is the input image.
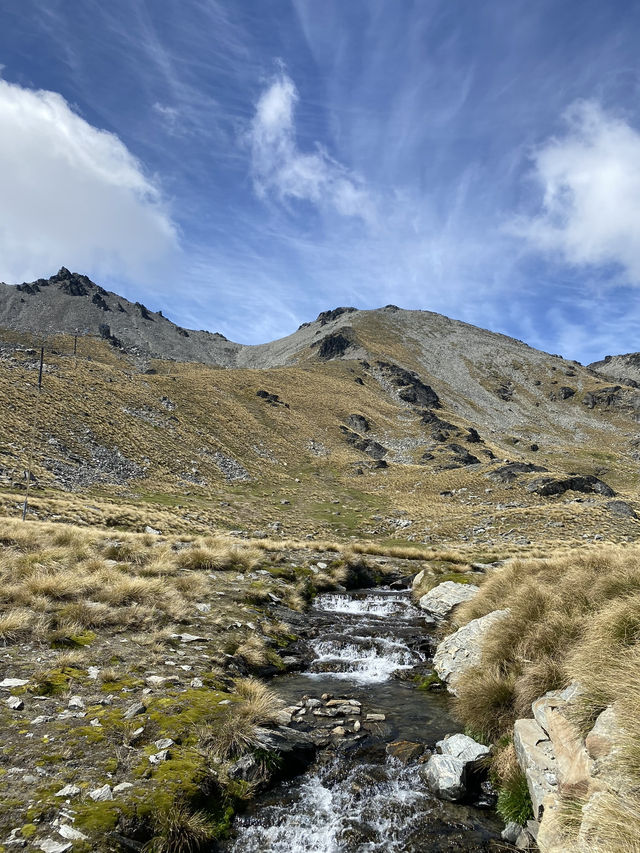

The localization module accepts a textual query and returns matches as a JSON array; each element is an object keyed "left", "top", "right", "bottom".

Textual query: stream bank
[{"left": 225, "top": 588, "right": 503, "bottom": 852}]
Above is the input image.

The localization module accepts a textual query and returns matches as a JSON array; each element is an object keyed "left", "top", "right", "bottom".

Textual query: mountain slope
[{"left": 0, "top": 269, "right": 638, "bottom": 546}]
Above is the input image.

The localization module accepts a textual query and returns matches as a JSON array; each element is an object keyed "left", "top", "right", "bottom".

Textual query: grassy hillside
[{"left": 0, "top": 327, "right": 638, "bottom": 551}]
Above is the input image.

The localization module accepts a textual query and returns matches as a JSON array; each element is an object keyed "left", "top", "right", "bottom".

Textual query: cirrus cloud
[
  {"left": 0, "top": 78, "right": 178, "bottom": 284},
  {"left": 249, "top": 69, "right": 375, "bottom": 222}
]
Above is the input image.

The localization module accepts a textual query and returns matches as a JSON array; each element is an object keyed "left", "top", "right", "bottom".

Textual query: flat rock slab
[
  {"left": 419, "top": 581, "right": 479, "bottom": 619},
  {"left": 433, "top": 609, "right": 510, "bottom": 693}
]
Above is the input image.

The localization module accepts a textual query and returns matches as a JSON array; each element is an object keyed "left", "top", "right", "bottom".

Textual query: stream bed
[{"left": 227, "top": 588, "right": 503, "bottom": 852}]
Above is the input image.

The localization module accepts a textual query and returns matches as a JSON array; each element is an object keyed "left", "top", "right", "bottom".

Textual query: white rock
[
  {"left": 154, "top": 738, "right": 174, "bottom": 750},
  {"left": 113, "top": 782, "right": 134, "bottom": 794},
  {"left": 67, "top": 695, "right": 84, "bottom": 710},
  {"left": 171, "top": 633, "right": 207, "bottom": 643},
  {"left": 190, "top": 677, "right": 204, "bottom": 688},
  {"left": 6, "top": 696, "right": 24, "bottom": 710},
  {"left": 419, "top": 581, "right": 479, "bottom": 619},
  {"left": 89, "top": 784, "right": 113, "bottom": 801},
  {"left": 0, "top": 678, "right": 28, "bottom": 689},
  {"left": 55, "top": 784, "right": 81, "bottom": 798},
  {"left": 433, "top": 609, "right": 510, "bottom": 693},
  {"left": 149, "top": 749, "right": 170, "bottom": 764},
  {"left": 437, "top": 732, "right": 490, "bottom": 764},
  {"left": 39, "top": 840, "right": 72, "bottom": 853},
  {"left": 513, "top": 718, "right": 557, "bottom": 820},
  {"left": 58, "top": 825, "right": 88, "bottom": 841},
  {"left": 422, "top": 754, "right": 467, "bottom": 801}
]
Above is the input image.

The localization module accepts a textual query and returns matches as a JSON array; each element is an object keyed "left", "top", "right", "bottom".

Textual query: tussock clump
[
  {"left": 146, "top": 804, "right": 214, "bottom": 853},
  {"left": 451, "top": 543, "right": 640, "bottom": 843}
]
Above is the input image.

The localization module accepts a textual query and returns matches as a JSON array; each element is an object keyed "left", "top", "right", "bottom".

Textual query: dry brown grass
[
  {"left": 452, "top": 543, "right": 640, "bottom": 848},
  {"left": 454, "top": 546, "right": 640, "bottom": 735}
]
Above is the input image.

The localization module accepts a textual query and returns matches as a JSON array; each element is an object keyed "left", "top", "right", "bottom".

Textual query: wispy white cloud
[
  {"left": 248, "top": 69, "right": 375, "bottom": 222},
  {"left": 0, "top": 78, "right": 178, "bottom": 284},
  {"left": 515, "top": 100, "right": 640, "bottom": 282}
]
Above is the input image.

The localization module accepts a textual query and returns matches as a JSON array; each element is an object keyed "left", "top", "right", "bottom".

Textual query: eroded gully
[{"left": 226, "top": 588, "right": 503, "bottom": 852}]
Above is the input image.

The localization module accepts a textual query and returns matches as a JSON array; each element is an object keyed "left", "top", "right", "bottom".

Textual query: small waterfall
[{"left": 227, "top": 587, "right": 502, "bottom": 852}]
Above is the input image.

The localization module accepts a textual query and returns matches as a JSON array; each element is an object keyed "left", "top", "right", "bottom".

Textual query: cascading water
[{"left": 228, "top": 588, "right": 502, "bottom": 852}]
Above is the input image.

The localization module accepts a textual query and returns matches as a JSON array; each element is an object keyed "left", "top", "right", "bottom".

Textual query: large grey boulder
[
  {"left": 422, "top": 754, "right": 466, "bottom": 801},
  {"left": 433, "top": 609, "right": 510, "bottom": 693},
  {"left": 513, "top": 718, "right": 557, "bottom": 820},
  {"left": 419, "top": 580, "right": 479, "bottom": 619},
  {"left": 437, "top": 732, "right": 490, "bottom": 764}
]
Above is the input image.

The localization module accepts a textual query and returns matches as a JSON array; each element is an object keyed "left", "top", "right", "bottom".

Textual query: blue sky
[{"left": 1, "top": 0, "right": 640, "bottom": 363}]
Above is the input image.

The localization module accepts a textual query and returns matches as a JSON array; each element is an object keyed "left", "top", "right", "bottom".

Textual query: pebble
[
  {"left": 68, "top": 696, "right": 84, "bottom": 710},
  {"left": 365, "top": 713, "right": 386, "bottom": 722},
  {"left": 190, "top": 677, "right": 204, "bottom": 688},
  {"left": 113, "top": 782, "right": 134, "bottom": 794},
  {"left": 6, "top": 696, "right": 24, "bottom": 710}
]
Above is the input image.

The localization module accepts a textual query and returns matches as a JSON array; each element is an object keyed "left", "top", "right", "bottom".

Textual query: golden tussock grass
[{"left": 452, "top": 543, "right": 640, "bottom": 846}]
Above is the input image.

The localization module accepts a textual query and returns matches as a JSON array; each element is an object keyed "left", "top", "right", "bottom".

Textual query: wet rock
[
  {"left": 418, "top": 580, "right": 479, "bottom": 619},
  {"left": 386, "top": 741, "right": 425, "bottom": 764},
  {"left": 433, "top": 609, "right": 510, "bottom": 693},
  {"left": 332, "top": 726, "right": 346, "bottom": 736},
  {"left": 365, "top": 713, "right": 386, "bottom": 722},
  {"left": 422, "top": 754, "right": 466, "bottom": 801},
  {"left": 253, "top": 726, "right": 316, "bottom": 777}
]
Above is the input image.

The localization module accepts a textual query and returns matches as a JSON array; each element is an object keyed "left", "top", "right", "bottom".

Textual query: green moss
[
  {"left": 75, "top": 801, "right": 121, "bottom": 834},
  {"left": 104, "top": 757, "right": 118, "bottom": 774},
  {"left": 20, "top": 825, "right": 37, "bottom": 839},
  {"left": 51, "top": 630, "right": 96, "bottom": 648},
  {"left": 30, "top": 666, "right": 85, "bottom": 696},
  {"left": 101, "top": 675, "right": 144, "bottom": 692},
  {"left": 414, "top": 672, "right": 444, "bottom": 691}
]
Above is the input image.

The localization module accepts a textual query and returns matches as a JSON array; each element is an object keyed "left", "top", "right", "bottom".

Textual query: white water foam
[
  {"left": 314, "top": 593, "right": 413, "bottom": 617},
  {"left": 305, "top": 636, "right": 422, "bottom": 684},
  {"left": 231, "top": 758, "right": 430, "bottom": 853}
]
